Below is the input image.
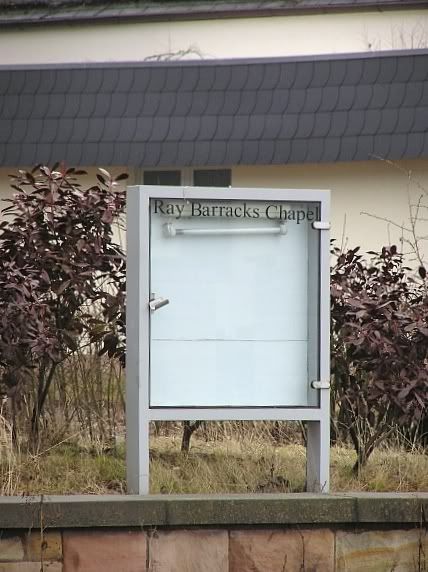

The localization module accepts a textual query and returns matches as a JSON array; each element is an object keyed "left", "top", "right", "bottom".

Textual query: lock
[{"left": 149, "top": 295, "right": 170, "bottom": 313}]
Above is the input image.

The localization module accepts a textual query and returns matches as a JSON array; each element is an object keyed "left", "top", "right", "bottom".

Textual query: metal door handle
[{"left": 149, "top": 297, "right": 169, "bottom": 312}]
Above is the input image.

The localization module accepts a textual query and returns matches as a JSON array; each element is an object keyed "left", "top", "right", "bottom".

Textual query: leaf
[
  {"left": 55, "top": 280, "right": 71, "bottom": 296},
  {"left": 40, "top": 166, "right": 51, "bottom": 177},
  {"left": 101, "top": 209, "right": 113, "bottom": 224},
  {"left": 98, "top": 168, "right": 111, "bottom": 179},
  {"left": 76, "top": 239, "right": 86, "bottom": 252},
  {"left": 62, "top": 331, "right": 78, "bottom": 352},
  {"left": 114, "top": 173, "right": 129, "bottom": 182},
  {"left": 418, "top": 266, "right": 426, "bottom": 280},
  {"left": 347, "top": 299, "right": 364, "bottom": 309}
]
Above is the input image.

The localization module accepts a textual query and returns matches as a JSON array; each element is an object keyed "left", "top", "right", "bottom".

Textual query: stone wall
[{"left": 0, "top": 493, "right": 427, "bottom": 571}]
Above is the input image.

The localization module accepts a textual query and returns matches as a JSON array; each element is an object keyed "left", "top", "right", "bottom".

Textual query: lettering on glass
[{"left": 152, "top": 199, "right": 319, "bottom": 224}]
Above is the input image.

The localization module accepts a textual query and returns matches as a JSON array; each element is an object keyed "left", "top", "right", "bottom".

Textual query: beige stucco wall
[
  {"left": 233, "top": 159, "right": 428, "bottom": 261},
  {"left": 2, "top": 159, "right": 428, "bottom": 263},
  {"left": 0, "top": 9, "right": 427, "bottom": 65}
]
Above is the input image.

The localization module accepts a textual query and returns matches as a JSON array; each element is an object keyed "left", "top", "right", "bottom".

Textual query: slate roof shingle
[{"left": 0, "top": 50, "right": 427, "bottom": 168}]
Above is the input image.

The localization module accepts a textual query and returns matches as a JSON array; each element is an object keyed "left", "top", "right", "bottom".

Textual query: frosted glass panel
[{"left": 149, "top": 198, "right": 320, "bottom": 407}]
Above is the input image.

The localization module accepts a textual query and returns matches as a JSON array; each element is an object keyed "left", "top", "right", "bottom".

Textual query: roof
[
  {"left": 0, "top": 50, "right": 427, "bottom": 168},
  {"left": 0, "top": 0, "right": 427, "bottom": 27}
]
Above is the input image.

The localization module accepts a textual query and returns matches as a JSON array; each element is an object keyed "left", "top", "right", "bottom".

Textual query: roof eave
[{"left": 1, "top": 0, "right": 428, "bottom": 28}]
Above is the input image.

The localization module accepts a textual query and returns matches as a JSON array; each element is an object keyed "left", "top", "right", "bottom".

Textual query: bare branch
[{"left": 360, "top": 211, "right": 412, "bottom": 233}]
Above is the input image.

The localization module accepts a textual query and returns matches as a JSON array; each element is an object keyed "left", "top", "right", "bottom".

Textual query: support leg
[
  {"left": 126, "top": 187, "right": 150, "bottom": 495},
  {"left": 126, "top": 418, "right": 149, "bottom": 494},
  {"left": 306, "top": 419, "right": 330, "bottom": 493}
]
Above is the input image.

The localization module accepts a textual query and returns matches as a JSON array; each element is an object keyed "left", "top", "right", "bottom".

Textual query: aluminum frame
[{"left": 126, "top": 185, "right": 331, "bottom": 494}]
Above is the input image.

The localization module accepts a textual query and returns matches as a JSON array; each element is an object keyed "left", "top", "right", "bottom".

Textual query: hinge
[
  {"left": 312, "top": 221, "right": 331, "bottom": 230},
  {"left": 311, "top": 380, "right": 331, "bottom": 390}
]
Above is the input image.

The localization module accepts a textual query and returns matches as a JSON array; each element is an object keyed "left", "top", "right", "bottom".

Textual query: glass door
[{"left": 149, "top": 197, "right": 320, "bottom": 408}]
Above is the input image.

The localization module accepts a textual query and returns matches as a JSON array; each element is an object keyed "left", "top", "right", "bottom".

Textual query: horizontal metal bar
[
  {"left": 164, "top": 222, "right": 287, "bottom": 237},
  {"left": 132, "top": 185, "right": 330, "bottom": 204},
  {"left": 147, "top": 407, "right": 322, "bottom": 421}
]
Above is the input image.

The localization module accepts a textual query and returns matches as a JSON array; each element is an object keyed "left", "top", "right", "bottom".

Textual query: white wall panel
[{"left": 0, "top": 10, "right": 426, "bottom": 64}]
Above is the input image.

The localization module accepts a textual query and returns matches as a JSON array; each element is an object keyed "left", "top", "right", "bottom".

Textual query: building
[{"left": 0, "top": 0, "right": 427, "bottom": 254}]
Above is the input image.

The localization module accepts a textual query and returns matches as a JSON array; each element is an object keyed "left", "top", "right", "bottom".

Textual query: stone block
[
  {"left": 2, "top": 494, "right": 427, "bottom": 529},
  {"left": 229, "top": 529, "right": 334, "bottom": 572},
  {"left": 25, "top": 531, "right": 62, "bottom": 561},
  {"left": 0, "top": 535, "right": 24, "bottom": 561},
  {"left": 0, "top": 564, "right": 62, "bottom": 572},
  {"left": 336, "top": 528, "right": 428, "bottom": 572},
  {"left": 148, "top": 529, "right": 228, "bottom": 572},
  {"left": 63, "top": 530, "right": 146, "bottom": 572}
]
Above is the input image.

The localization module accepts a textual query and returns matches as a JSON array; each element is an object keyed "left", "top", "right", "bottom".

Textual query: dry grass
[
  {"left": 0, "top": 412, "right": 18, "bottom": 495},
  {"left": 1, "top": 429, "right": 427, "bottom": 495},
  {"left": 3, "top": 350, "right": 424, "bottom": 496},
  {"left": 151, "top": 435, "right": 428, "bottom": 494}
]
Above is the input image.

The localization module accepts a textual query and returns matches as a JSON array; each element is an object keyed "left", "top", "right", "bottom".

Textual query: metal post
[
  {"left": 306, "top": 398, "right": 330, "bottom": 492},
  {"left": 126, "top": 187, "right": 150, "bottom": 494},
  {"left": 307, "top": 197, "right": 331, "bottom": 493}
]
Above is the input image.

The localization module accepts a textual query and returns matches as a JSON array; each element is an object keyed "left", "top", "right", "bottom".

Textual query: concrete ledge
[{"left": 0, "top": 493, "right": 427, "bottom": 529}]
